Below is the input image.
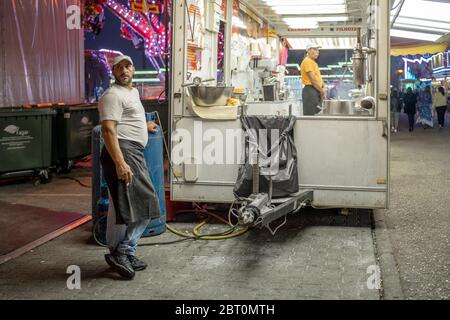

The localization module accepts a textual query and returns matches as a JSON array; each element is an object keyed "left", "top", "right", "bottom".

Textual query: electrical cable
[
  {"left": 154, "top": 110, "right": 179, "bottom": 182},
  {"left": 157, "top": 89, "right": 166, "bottom": 104},
  {"left": 266, "top": 214, "right": 288, "bottom": 236},
  {"left": 184, "top": 0, "right": 195, "bottom": 41},
  {"left": 391, "top": 0, "right": 403, "bottom": 11},
  {"left": 58, "top": 176, "right": 92, "bottom": 188},
  {"left": 138, "top": 237, "right": 195, "bottom": 246},
  {"left": 390, "top": 0, "right": 405, "bottom": 28}
]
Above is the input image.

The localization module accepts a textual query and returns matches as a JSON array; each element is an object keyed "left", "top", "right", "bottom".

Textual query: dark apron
[
  {"left": 302, "top": 85, "right": 322, "bottom": 115},
  {"left": 100, "top": 139, "right": 160, "bottom": 225}
]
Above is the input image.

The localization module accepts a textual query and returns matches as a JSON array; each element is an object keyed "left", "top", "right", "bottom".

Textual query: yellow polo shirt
[{"left": 301, "top": 57, "right": 323, "bottom": 89}]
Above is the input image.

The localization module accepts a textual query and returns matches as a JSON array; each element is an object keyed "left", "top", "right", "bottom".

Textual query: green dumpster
[
  {"left": 53, "top": 104, "right": 99, "bottom": 170},
  {"left": 0, "top": 107, "right": 55, "bottom": 180}
]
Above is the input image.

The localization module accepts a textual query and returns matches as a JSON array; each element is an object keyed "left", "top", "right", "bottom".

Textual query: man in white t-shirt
[{"left": 98, "top": 55, "right": 160, "bottom": 280}]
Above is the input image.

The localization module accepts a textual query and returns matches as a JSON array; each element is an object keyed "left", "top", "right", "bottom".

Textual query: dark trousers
[
  {"left": 302, "top": 85, "right": 322, "bottom": 115},
  {"left": 435, "top": 106, "right": 447, "bottom": 127},
  {"left": 407, "top": 113, "right": 415, "bottom": 131}
]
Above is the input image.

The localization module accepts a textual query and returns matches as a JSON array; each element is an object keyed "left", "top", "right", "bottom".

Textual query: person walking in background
[
  {"left": 399, "top": 87, "right": 405, "bottom": 98},
  {"left": 434, "top": 86, "right": 447, "bottom": 129},
  {"left": 390, "top": 89, "right": 401, "bottom": 133},
  {"left": 399, "top": 88, "right": 405, "bottom": 109},
  {"left": 417, "top": 86, "right": 434, "bottom": 129},
  {"left": 403, "top": 87, "right": 418, "bottom": 132}
]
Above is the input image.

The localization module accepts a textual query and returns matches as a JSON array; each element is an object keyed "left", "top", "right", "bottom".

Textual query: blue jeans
[
  {"left": 390, "top": 111, "right": 400, "bottom": 130},
  {"left": 106, "top": 193, "right": 150, "bottom": 256}
]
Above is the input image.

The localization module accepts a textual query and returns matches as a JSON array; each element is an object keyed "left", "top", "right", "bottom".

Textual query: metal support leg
[
  {"left": 268, "top": 175, "right": 273, "bottom": 205},
  {"left": 252, "top": 152, "right": 259, "bottom": 194}
]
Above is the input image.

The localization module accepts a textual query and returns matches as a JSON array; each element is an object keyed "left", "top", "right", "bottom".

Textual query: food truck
[{"left": 169, "top": 0, "right": 391, "bottom": 229}]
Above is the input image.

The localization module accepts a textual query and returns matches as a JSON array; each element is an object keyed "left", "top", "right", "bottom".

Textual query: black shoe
[
  {"left": 104, "top": 254, "right": 115, "bottom": 268},
  {"left": 105, "top": 253, "right": 135, "bottom": 279},
  {"left": 127, "top": 255, "right": 147, "bottom": 271}
]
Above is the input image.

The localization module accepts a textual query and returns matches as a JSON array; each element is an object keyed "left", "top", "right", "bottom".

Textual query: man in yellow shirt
[{"left": 301, "top": 43, "right": 325, "bottom": 115}]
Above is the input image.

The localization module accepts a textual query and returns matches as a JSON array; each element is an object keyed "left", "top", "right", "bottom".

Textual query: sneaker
[
  {"left": 127, "top": 255, "right": 148, "bottom": 271},
  {"left": 104, "top": 253, "right": 115, "bottom": 268},
  {"left": 105, "top": 253, "right": 135, "bottom": 279}
]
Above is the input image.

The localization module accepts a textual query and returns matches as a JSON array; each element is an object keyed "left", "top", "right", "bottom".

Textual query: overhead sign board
[{"left": 277, "top": 25, "right": 363, "bottom": 37}]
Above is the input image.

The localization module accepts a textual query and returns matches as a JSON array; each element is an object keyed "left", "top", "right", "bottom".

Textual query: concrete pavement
[{"left": 375, "top": 112, "right": 450, "bottom": 299}]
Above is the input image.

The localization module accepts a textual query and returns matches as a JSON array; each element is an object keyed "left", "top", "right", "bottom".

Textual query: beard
[{"left": 115, "top": 74, "right": 133, "bottom": 86}]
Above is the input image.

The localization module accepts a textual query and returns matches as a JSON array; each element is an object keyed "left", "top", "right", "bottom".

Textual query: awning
[
  {"left": 391, "top": 0, "right": 450, "bottom": 43},
  {"left": 391, "top": 43, "right": 449, "bottom": 56}
]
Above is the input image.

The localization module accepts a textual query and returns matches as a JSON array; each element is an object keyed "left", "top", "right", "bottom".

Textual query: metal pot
[
  {"left": 321, "top": 100, "right": 375, "bottom": 116},
  {"left": 321, "top": 100, "right": 355, "bottom": 115}
]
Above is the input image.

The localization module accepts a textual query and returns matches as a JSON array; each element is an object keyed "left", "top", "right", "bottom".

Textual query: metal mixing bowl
[{"left": 188, "top": 86, "right": 234, "bottom": 107}]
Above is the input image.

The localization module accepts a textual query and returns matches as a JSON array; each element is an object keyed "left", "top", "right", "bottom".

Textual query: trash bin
[
  {"left": 91, "top": 125, "right": 108, "bottom": 220},
  {"left": 0, "top": 107, "right": 55, "bottom": 182},
  {"left": 142, "top": 112, "right": 166, "bottom": 237},
  {"left": 53, "top": 104, "right": 99, "bottom": 170},
  {"left": 141, "top": 99, "right": 168, "bottom": 145}
]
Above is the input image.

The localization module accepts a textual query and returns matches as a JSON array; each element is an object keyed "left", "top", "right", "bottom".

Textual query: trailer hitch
[{"left": 237, "top": 190, "right": 314, "bottom": 234}]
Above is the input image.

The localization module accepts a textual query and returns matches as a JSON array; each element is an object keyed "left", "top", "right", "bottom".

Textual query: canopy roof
[
  {"left": 243, "top": 0, "right": 450, "bottom": 53},
  {"left": 391, "top": 0, "right": 450, "bottom": 43}
]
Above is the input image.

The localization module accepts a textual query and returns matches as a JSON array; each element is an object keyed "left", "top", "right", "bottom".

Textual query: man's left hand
[{"left": 147, "top": 121, "right": 159, "bottom": 133}]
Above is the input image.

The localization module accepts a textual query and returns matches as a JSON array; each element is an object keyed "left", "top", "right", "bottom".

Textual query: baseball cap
[
  {"left": 305, "top": 43, "right": 322, "bottom": 51},
  {"left": 112, "top": 55, "right": 134, "bottom": 67}
]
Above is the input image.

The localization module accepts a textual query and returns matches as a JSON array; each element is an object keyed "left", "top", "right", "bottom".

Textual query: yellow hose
[
  {"left": 166, "top": 223, "right": 196, "bottom": 238},
  {"left": 191, "top": 211, "right": 248, "bottom": 240},
  {"left": 165, "top": 208, "right": 249, "bottom": 240}
]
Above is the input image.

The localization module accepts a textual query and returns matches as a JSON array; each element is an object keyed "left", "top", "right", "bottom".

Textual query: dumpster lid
[
  {"left": 57, "top": 103, "right": 98, "bottom": 112},
  {"left": 0, "top": 107, "right": 56, "bottom": 116}
]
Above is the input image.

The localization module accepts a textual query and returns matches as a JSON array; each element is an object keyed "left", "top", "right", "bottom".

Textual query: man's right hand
[{"left": 116, "top": 162, "right": 134, "bottom": 185}]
